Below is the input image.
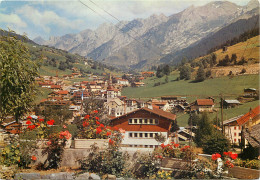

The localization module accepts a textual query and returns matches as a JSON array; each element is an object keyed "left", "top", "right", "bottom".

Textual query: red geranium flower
[
  {"left": 96, "top": 127, "right": 102, "bottom": 134},
  {"left": 84, "top": 115, "right": 90, "bottom": 119},
  {"left": 47, "top": 141, "right": 52, "bottom": 146},
  {"left": 223, "top": 152, "right": 229, "bottom": 156},
  {"left": 230, "top": 153, "right": 238, "bottom": 160},
  {"left": 39, "top": 118, "right": 44, "bottom": 122},
  {"left": 83, "top": 121, "right": 89, "bottom": 127},
  {"left": 174, "top": 144, "right": 179, "bottom": 148},
  {"left": 93, "top": 110, "right": 98, "bottom": 114},
  {"left": 59, "top": 130, "right": 72, "bottom": 140},
  {"left": 27, "top": 116, "right": 32, "bottom": 120},
  {"left": 106, "top": 131, "right": 111, "bottom": 136},
  {"left": 31, "top": 155, "right": 37, "bottom": 161},
  {"left": 215, "top": 153, "right": 221, "bottom": 158},
  {"left": 26, "top": 120, "right": 32, "bottom": 125},
  {"left": 27, "top": 125, "right": 36, "bottom": 130},
  {"left": 95, "top": 117, "right": 99, "bottom": 120},
  {"left": 47, "top": 119, "right": 54, "bottom": 125},
  {"left": 96, "top": 121, "right": 100, "bottom": 125},
  {"left": 161, "top": 144, "right": 165, "bottom": 148},
  {"left": 99, "top": 124, "right": 104, "bottom": 128},
  {"left": 109, "top": 139, "right": 114, "bottom": 145}
]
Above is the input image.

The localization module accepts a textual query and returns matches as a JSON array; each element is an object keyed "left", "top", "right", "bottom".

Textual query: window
[
  {"left": 134, "top": 119, "right": 137, "bottom": 124},
  {"left": 155, "top": 119, "right": 159, "bottom": 124},
  {"left": 145, "top": 145, "right": 148, "bottom": 148},
  {"left": 234, "top": 138, "right": 237, "bottom": 142},
  {"left": 134, "top": 133, "right": 138, "bottom": 137},
  {"left": 234, "top": 127, "right": 236, "bottom": 130},
  {"left": 149, "top": 145, "right": 153, "bottom": 148},
  {"left": 149, "top": 119, "right": 153, "bottom": 124},
  {"left": 139, "top": 133, "right": 143, "bottom": 138},
  {"left": 144, "top": 119, "right": 148, "bottom": 124},
  {"left": 239, "top": 126, "right": 241, "bottom": 130},
  {"left": 239, "top": 133, "right": 241, "bottom": 136},
  {"left": 145, "top": 133, "right": 148, "bottom": 138},
  {"left": 150, "top": 133, "right": 153, "bottom": 138},
  {"left": 129, "top": 133, "right": 133, "bottom": 138},
  {"left": 139, "top": 119, "right": 143, "bottom": 124},
  {"left": 129, "top": 119, "right": 132, "bottom": 124},
  {"left": 234, "top": 133, "right": 236, "bottom": 136}
]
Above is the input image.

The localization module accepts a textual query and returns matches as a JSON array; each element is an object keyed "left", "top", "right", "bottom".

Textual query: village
[{"left": 1, "top": 69, "right": 259, "bottom": 154}]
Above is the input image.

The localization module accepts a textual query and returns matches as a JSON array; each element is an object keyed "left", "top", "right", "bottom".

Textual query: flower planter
[
  {"left": 74, "top": 139, "right": 107, "bottom": 149},
  {"left": 228, "top": 166, "right": 260, "bottom": 179}
]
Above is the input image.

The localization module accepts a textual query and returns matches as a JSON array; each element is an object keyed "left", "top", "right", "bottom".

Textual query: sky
[{"left": 0, "top": 0, "right": 251, "bottom": 40}]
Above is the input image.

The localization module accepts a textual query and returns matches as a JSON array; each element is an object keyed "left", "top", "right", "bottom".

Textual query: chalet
[
  {"left": 110, "top": 108, "right": 176, "bottom": 149},
  {"left": 105, "top": 98, "right": 126, "bottom": 117},
  {"left": 132, "top": 82, "right": 145, "bottom": 87},
  {"left": 48, "top": 91, "right": 60, "bottom": 98},
  {"left": 71, "top": 73, "right": 81, "bottom": 78},
  {"left": 223, "top": 115, "right": 243, "bottom": 145},
  {"left": 141, "top": 72, "right": 155, "bottom": 78},
  {"left": 50, "top": 85, "right": 62, "bottom": 91},
  {"left": 161, "top": 96, "right": 188, "bottom": 108},
  {"left": 243, "top": 88, "right": 258, "bottom": 97},
  {"left": 38, "top": 82, "right": 54, "bottom": 88},
  {"left": 2, "top": 121, "right": 22, "bottom": 134},
  {"left": 73, "top": 91, "right": 90, "bottom": 104},
  {"left": 117, "top": 78, "right": 130, "bottom": 86},
  {"left": 177, "top": 127, "right": 195, "bottom": 141},
  {"left": 224, "top": 106, "right": 260, "bottom": 146},
  {"left": 57, "top": 90, "right": 70, "bottom": 100},
  {"left": 223, "top": 100, "right": 240, "bottom": 109},
  {"left": 194, "top": 99, "right": 214, "bottom": 112},
  {"left": 149, "top": 99, "right": 170, "bottom": 112}
]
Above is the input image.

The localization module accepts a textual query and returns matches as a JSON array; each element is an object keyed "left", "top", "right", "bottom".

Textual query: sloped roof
[
  {"left": 196, "top": 99, "right": 214, "bottom": 106},
  {"left": 111, "top": 107, "right": 176, "bottom": 121},
  {"left": 57, "top": 90, "right": 69, "bottom": 95},
  {"left": 236, "top": 106, "right": 260, "bottom": 126},
  {"left": 243, "top": 123, "right": 260, "bottom": 148},
  {"left": 224, "top": 100, "right": 240, "bottom": 104},
  {"left": 223, "top": 115, "right": 243, "bottom": 125}
]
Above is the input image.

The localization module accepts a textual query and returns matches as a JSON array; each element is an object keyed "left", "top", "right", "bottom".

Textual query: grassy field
[
  {"left": 177, "top": 100, "right": 259, "bottom": 127},
  {"left": 122, "top": 73, "right": 259, "bottom": 101},
  {"left": 195, "top": 35, "right": 260, "bottom": 63}
]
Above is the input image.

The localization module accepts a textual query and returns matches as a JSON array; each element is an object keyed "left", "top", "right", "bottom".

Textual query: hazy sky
[{"left": 0, "top": 0, "right": 251, "bottom": 39}]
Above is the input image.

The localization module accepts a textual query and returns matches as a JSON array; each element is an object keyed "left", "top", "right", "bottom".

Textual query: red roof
[
  {"left": 57, "top": 90, "right": 69, "bottom": 95},
  {"left": 51, "top": 85, "right": 61, "bottom": 89},
  {"left": 237, "top": 106, "right": 260, "bottom": 126},
  {"left": 196, "top": 99, "right": 214, "bottom": 106}
]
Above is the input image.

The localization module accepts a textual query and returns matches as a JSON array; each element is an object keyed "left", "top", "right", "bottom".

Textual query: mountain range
[{"left": 34, "top": 0, "right": 259, "bottom": 69}]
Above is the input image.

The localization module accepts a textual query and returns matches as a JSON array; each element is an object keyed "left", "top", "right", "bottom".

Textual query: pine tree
[{"left": 195, "top": 66, "right": 206, "bottom": 82}]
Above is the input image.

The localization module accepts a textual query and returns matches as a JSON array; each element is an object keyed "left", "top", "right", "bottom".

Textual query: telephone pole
[{"left": 220, "top": 94, "right": 224, "bottom": 135}]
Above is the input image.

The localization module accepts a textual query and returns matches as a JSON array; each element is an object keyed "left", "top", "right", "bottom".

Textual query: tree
[
  {"left": 163, "top": 65, "right": 171, "bottom": 76},
  {"left": 211, "top": 53, "right": 217, "bottom": 65},
  {"left": 231, "top": 53, "right": 237, "bottom": 64},
  {"left": 179, "top": 65, "right": 191, "bottom": 80},
  {"left": 43, "top": 105, "right": 73, "bottom": 125},
  {"left": 188, "top": 113, "right": 200, "bottom": 126},
  {"left": 0, "top": 31, "right": 39, "bottom": 122},
  {"left": 165, "top": 76, "right": 169, "bottom": 83},
  {"left": 194, "top": 113, "right": 213, "bottom": 147},
  {"left": 195, "top": 66, "right": 206, "bottom": 82},
  {"left": 195, "top": 113, "right": 230, "bottom": 154},
  {"left": 171, "top": 120, "right": 180, "bottom": 132},
  {"left": 201, "top": 131, "right": 230, "bottom": 154}
]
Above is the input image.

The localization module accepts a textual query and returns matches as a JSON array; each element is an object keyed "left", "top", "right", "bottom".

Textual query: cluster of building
[{"left": 0, "top": 70, "right": 259, "bottom": 151}]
